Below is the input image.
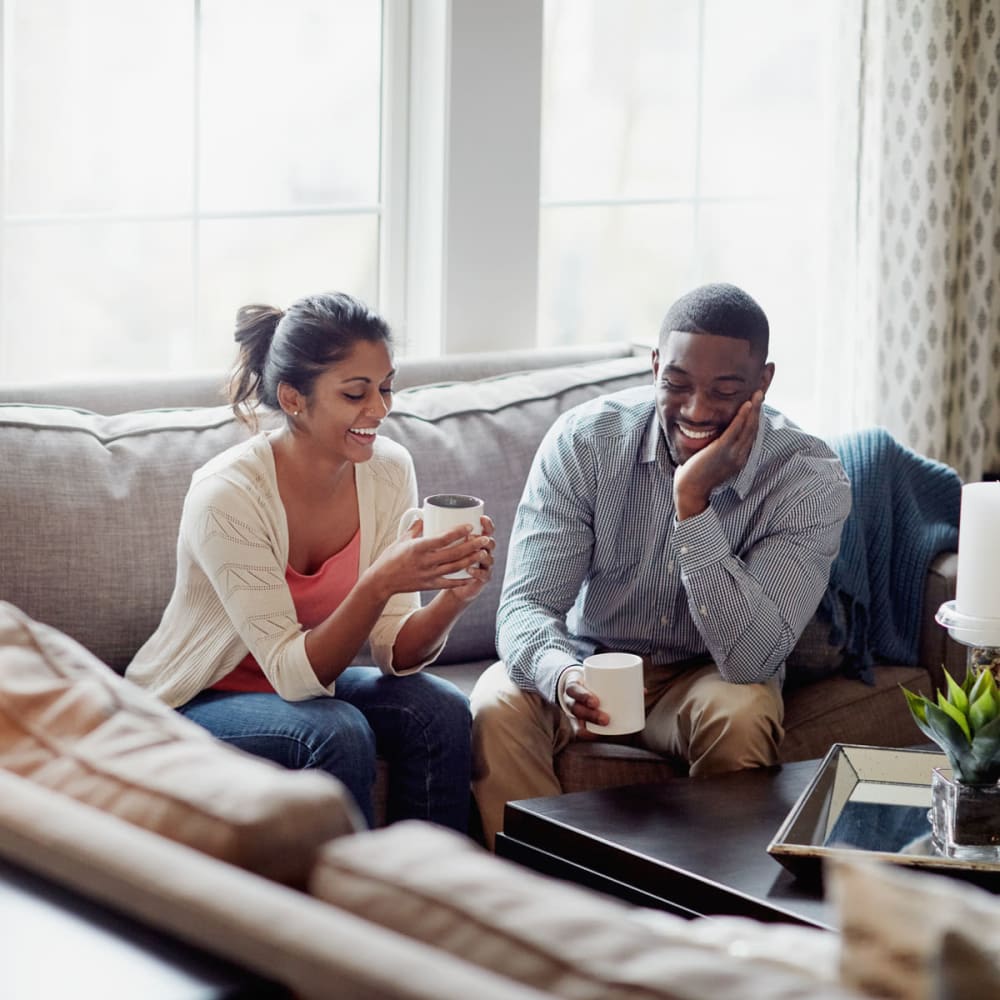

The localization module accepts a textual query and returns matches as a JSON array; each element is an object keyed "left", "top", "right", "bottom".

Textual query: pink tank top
[{"left": 212, "top": 529, "right": 362, "bottom": 693}]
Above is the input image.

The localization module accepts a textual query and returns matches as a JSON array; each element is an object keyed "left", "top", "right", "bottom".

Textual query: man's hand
[
  {"left": 563, "top": 678, "right": 609, "bottom": 740},
  {"left": 674, "top": 390, "right": 764, "bottom": 520}
]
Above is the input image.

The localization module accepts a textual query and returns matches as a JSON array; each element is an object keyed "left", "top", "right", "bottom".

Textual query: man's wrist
[{"left": 557, "top": 664, "right": 585, "bottom": 718}]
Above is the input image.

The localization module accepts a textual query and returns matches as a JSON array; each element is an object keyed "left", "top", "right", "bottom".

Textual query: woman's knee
[{"left": 398, "top": 672, "right": 472, "bottom": 738}]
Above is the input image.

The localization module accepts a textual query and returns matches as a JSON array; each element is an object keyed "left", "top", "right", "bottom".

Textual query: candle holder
[{"left": 935, "top": 601, "right": 1000, "bottom": 679}]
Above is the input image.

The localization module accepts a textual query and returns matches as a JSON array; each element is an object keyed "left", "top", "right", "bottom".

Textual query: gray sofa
[{"left": 0, "top": 344, "right": 960, "bottom": 808}]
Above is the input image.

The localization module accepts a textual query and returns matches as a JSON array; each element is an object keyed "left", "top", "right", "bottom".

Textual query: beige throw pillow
[
  {"left": 0, "top": 601, "right": 361, "bottom": 885},
  {"left": 827, "top": 855, "right": 1000, "bottom": 1000},
  {"left": 311, "top": 820, "right": 862, "bottom": 1000}
]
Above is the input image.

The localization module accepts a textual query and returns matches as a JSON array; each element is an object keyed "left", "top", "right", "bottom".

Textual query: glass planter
[
  {"left": 929, "top": 768, "right": 1000, "bottom": 861},
  {"left": 968, "top": 645, "right": 1000, "bottom": 681}
]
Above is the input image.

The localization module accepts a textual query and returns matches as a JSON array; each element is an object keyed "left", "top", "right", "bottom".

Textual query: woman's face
[{"left": 294, "top": 339, "right": 395, "bottom": 464}]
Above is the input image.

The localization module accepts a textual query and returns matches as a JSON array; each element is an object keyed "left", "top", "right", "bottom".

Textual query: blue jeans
[{"left": 178, "top": 667, "right": 472, "bottom": 832}]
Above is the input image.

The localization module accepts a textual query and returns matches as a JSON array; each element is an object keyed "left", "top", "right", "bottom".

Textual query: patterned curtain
[{"left": 820, "top": 0, "right": 1000, "bottom": 483}]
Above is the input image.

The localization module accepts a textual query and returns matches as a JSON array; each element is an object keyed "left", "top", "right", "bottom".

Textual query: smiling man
[{"left": 470, "top": 282, "right": 852, "bottom": 849}]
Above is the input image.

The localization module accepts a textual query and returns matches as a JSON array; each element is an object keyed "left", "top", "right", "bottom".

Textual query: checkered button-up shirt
[{"left": 496, "top": 386, "right": 852, "bottom": 702}]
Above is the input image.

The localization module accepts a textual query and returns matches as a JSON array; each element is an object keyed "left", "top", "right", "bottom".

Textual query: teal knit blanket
[{"left": 820, "top": 427, "right": 962, "bottom": 684}]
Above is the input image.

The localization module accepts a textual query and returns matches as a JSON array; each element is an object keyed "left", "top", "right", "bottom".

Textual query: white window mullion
[
  {"left": 379, "top": 0, "right": 413, "bottom": 347},
  {"left": 442, "top": 0, "right": 542, "bottom": 354},
  {"left": 401, "top": 0, "right": 543, "bottom": 357}
]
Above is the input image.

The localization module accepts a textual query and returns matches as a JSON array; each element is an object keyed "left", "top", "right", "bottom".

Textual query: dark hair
[
  {"left": 228, "top": 291, "right": 392, "bottom": 427},
  {"left": 658, "top": 283, "right": 769, "bottom": 359}
]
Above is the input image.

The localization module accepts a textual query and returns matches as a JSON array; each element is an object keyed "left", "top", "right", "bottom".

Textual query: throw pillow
[
  {"left": 310, "top": 820, "right": 861, "bottom": 1000},
  {"left": 827, "top": 854, "right": 1000, "bottom": 1000},
  {"left": 0, "top": 601, "right": 361, "bottom": 886}
]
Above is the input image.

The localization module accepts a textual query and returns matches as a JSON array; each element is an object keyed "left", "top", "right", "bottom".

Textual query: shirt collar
[{"left": 640, "top": 407, "right": 666, "bottom": 468}]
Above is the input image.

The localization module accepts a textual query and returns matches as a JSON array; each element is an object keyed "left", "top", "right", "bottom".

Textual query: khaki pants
[{"left": 471, "top": 658, "right": 784, "bottom": 850}]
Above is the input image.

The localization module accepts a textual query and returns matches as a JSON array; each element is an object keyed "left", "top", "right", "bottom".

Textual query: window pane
[
  {"left": 700, "top": 0, "right": 834, "bottom": 198},
  {"left": 541, "top": 0, "right": 699, "bottom": 200},
  {"left": 537, "top": 204, "right": 696, "bottom": 347},
  {"left": 4, "top": 0, "right": 193, "bottom": 216},
  {"left": 196, "top": 213, "right": 379, "bottom": 370},
  {"left": 2, "top": 222, "right": 192, "bottom": 379},
  {"left": 199, "top": 0, "right": 381, "bottom": 212},
  {"left": 695, "top": 199, "right": 823, "bottom": 425}
]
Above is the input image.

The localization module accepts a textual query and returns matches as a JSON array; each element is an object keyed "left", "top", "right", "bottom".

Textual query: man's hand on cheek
[{"left": 674, "top": 390, "right": 764, "bottom": 520}]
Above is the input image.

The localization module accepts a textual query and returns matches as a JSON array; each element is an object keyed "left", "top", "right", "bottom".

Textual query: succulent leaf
[
  {"left": 968, "top": 716, "right": 1000, "bottom": 784},
  {"left": 968, "top": 667, "right": 993, "bottom": 705},
  {"left": 935, "top": 692, "right": 972, "bottom": 742},
  {"left": 970, "top": 687, "right": 1000, "bottom": 734},
  {"left": 945, "top": 670, "right": 970, "bottom": 714},
  {"left": 901, "top": 686, "right": 929, "bottom": 724},
  {"left": 924, "top": 702, "right": 972, "bottom": 751}
]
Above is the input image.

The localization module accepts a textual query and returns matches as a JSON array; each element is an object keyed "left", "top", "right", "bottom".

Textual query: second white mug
[
  {"left": 399, "top": 493, "right": 484, "bottom": 579},
  {"left": 583, "top": 652, "right": 645, "bottom": 735}
]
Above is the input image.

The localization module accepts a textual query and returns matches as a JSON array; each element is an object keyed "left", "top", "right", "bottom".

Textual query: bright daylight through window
[
  {"left": 0, "top": 0, "right": 381, "bottom": 383},
  {"left": 1, "top": 0, "right": 838, "bottom": 418},
  {"left": 538, "top": 0, "right": 838, "bottom": 427}
]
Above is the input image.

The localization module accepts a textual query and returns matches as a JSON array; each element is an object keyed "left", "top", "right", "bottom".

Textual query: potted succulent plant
[{"left": 902, "top": 667, "right": 1000, "bottom": 860}]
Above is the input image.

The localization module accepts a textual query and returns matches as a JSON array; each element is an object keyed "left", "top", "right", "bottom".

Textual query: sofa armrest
[
  {"left": 0, "top": 773, "right": 545, "bottom": 1000},
  {"left": 918, "top": 551, "right": 963, "bottom": 692}
]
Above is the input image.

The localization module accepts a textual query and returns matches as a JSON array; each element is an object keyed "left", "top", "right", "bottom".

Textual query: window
[
  {"left": 1, "top": 0, "right": 382, "bottom": 382},
  {"left": 2, "top": 0, "right": 844, "bottom": 415},
  {"left": 537, "top": 0, "right": 838, "bottom": 425}
]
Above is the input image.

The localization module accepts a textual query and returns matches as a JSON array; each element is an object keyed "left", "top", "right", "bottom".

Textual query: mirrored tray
[{"left": 768, "top": 744, "right": 1000, "bottom": 885}]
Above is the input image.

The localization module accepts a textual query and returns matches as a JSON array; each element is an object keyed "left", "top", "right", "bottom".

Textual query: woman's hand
[
  {"left": 365, "top": 517, "right": 495, "bottom": 600},
  {"left": 445, "top": 514, "right": 497, "bottom": 604}
]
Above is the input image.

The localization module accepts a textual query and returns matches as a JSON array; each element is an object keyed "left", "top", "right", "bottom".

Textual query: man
[{"left": 471, "top": 282, "right": 851, "bottom": 849}]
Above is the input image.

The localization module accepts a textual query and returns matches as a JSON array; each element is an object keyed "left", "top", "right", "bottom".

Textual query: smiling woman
[{"left": 124, "top": 290, "right": 498, "bottom": 833}]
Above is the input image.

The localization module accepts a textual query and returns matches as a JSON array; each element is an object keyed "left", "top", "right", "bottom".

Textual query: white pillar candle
[{"left": 955, "top": 481, "right": 1000, "bottom": 620}]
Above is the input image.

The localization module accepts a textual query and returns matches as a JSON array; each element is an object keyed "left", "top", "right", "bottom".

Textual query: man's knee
[
  {"left": 473, "top": 662, "right": 542, "bottom": 731},
  {"left": 688, "top": 680, "right": 783, "bottom": 774}
]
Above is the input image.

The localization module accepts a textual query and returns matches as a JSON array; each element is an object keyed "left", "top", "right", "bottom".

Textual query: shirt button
[
  {"left": 680, "top": 546, "right": 689, "bottom": 555},
  {"left": 660, "top": 615, "right": 669, "bottom": 625},
  {"left": 667, "top": 560, "right": 675, "bottom": 572},
  {"left": 699, "top": 605, "right": 708, "bottom": 616}
]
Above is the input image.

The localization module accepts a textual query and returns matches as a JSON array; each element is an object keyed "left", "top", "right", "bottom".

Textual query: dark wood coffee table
[{"left": 496, "top": 759, "right": 831, "bottom": 929}]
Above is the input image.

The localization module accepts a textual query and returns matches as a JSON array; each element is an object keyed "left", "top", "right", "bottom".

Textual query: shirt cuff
[
  {"left": 674, "top": 505, "right": 731, "bottom": 572},
  {"left": 556, "top": 664, "right": 585, "bottom": 719},
  {"left": 534, "top": 648, "right": 584, "bottom": 704}
]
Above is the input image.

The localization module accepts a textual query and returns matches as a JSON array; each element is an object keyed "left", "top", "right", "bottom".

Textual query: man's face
[{"left": 652, "top": 330, "right": 774, "bottom": 465}]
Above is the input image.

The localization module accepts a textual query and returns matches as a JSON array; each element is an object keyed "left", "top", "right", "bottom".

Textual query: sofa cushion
[
  {"left": 779, "top": 664, "right": 928, "bottom": 762},
  {"left": 0, "top": 401, "right": 254, "bottom": 671},
  {"left": 828, "top": 854, "right": 1000, "bottom": 1000},
  {"left": 0, "top": 601, "right": 360, "bottom": 885},
  {"left": 380, "top": 355, "right": 652, "bottom": 663},
  {"left": 310, "top": 820, "right": 863, "bottom": 1000}
]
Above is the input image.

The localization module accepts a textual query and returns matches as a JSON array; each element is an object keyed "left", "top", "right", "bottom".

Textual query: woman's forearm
[
  {"left": 303, "top": 575, "right": 389, "bottom": 685},
  {"left": 391, "top": 590, "right": 469, "bottom": 670}
]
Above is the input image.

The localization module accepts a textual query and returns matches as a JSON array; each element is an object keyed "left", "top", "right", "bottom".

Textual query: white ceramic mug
[
  {"left": 399, "top": 493, "right": 485, "bottom": 579},
  {"left": 583, "top": 652, "right": 645, "bottom": 735}
]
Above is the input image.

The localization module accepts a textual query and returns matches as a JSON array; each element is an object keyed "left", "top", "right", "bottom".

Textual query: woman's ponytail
[{"left": 228, "top": 304, "right": 284, "bottom": 428}]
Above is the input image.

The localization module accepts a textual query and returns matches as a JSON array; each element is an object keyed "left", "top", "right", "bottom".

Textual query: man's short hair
[{"left": 658, "top": 283, "right": 769, "bottom": 359}]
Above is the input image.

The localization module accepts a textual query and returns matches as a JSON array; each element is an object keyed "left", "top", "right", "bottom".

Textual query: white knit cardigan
[{"left": 126, "top": 432, "right": 429, "bottom": 707}]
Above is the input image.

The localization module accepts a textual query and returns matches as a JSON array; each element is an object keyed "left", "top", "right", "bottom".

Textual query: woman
[{"left": 126, "top": 292, "right": 495, "bottom": 831}]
